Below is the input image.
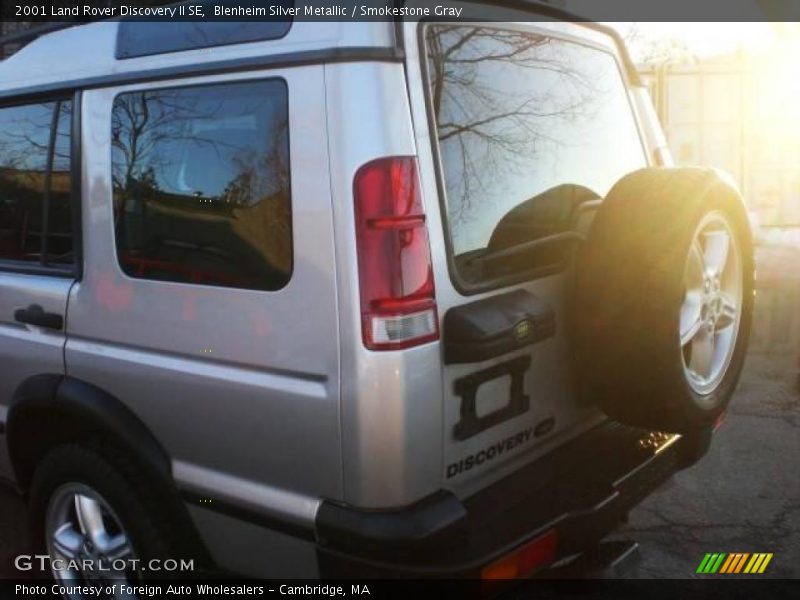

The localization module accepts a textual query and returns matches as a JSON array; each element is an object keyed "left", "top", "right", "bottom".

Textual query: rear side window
[
  {"left": 0, "top": 100, "right": 73, "bottom": 268},
  {"left": 111, "top": 79, "right": 292, "bottom": 291},
  {"left": 424, "top": 25, "right": 646, "bottom": 286}
]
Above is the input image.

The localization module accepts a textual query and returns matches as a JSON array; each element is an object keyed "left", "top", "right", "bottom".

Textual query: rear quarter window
[
  {"left": 424, "top": 24, "right": 647, "bottom": 288},
  {"left": 111, "top": 79, "right": 292, "bottom": 291}
]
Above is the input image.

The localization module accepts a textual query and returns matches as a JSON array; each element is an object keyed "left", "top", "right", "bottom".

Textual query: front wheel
[
  {"left": 29, "top": 442, "right": 187, "bottom": 595},
  {"left": 45, "top": 482, "right": 140, "bottom": 593}
]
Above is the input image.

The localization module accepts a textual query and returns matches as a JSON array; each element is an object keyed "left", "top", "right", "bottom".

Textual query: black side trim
[
  {"left": 181, "top": 491, "right": 315, "bottom": 542},
  {"left": 316, "top": 490, "right": 466, "bottom": 553},
  {"left": 0, "top": 47, "right": 404, "bottom": 102}
]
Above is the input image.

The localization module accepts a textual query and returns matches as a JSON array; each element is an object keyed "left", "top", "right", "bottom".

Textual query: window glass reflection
[
  {"left": 111, "top": 80, "right": 292, "bottom": 291},
  {"left": 0, "top": 101, "right": 73, "bottom": 265},
  {"left": 426, "top": 26, "right": 647, "bottom": 281}
]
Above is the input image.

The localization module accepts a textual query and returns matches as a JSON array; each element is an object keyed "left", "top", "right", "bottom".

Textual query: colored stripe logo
[{"left": 697, "top": 553, "right": 773, "bottom": 574}]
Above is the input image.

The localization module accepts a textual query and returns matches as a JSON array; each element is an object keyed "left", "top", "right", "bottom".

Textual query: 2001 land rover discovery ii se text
[{"left": 0, "top": 1, "right": 753, "bottom": 589}]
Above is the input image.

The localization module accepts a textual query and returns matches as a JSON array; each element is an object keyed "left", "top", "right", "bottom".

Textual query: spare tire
[{"left": 573, "top": 167, "right": 754, "bottom": 433}]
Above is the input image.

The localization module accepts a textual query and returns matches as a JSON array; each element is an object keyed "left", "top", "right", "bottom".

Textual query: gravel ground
[{"left": 1, "top": 240, "right": 798, "bottom": 580}]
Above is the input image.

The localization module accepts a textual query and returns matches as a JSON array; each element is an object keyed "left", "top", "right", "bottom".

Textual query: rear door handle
[{"left": 14, "top": 304, "right": 64, "bottom": 331}]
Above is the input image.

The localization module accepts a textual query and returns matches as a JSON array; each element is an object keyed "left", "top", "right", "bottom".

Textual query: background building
[{"left": 639, "top": 25, "right": 800, "bottom": 227}]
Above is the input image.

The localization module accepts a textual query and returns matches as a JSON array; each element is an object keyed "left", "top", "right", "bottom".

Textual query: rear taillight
[{"left": 354, "top": 156, "right": 438, "bottom": 351}]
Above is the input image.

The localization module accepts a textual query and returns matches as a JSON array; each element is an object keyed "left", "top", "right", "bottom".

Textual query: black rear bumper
[{"left": 316, "top": 421, "right": 691, "bottom": 578}]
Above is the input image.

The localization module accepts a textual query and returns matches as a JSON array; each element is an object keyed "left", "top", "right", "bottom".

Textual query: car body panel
[
  {"left": 0, "top": 275, "right": 73, "bottom": 482},
  {"left": 401, "top": 17, "right": 651, "bottom": 498},
  {"left": 66, "top": 66, "right": 342, "bottom": 520},
  {"left": 0, "top": 11, "right": 674, "bottom": 579},
  {"left": 324, "top": 60, "right": 445, "bottom": 508}
]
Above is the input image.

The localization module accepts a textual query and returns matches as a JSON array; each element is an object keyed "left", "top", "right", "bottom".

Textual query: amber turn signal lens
[{"left": 481, "top": 529, "right": 558, "bottom": 580}]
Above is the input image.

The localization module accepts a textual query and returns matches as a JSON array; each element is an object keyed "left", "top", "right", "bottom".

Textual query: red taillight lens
[{"left": 354, "top": 157, "right": 438, "bottom": 351}]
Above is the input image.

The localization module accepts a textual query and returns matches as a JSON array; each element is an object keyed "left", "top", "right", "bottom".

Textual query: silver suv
[{"left": 0, "top": 3, "right": 753, "bottom": 585}]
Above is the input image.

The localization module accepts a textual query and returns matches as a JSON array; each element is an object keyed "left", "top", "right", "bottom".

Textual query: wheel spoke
[
  {"left": 686, "top": 241, "right": 705, "bottom": 288},
  {"left": 52, "top": 524, "right": 83, "bottom": 560},
  {"left": 681, "top": 240, "right": 706, "bottom": 345},
  {"left": 681, "top": 292, "right": 704, "bottom": 346},
  {"left": 716, "top": 292, "right": 738, "bottom": 329},
  {"left": 690, "top": 330, "right": 715, "bottom": 379},
  {"left": 75, "top": 494, "right": 107, "bottom": 547},
  {"left": 681, "top": 211, "right": 742, "bottom": 396},
  {"left": 703, "top": 229, "right": 730, "bottom": 275}
]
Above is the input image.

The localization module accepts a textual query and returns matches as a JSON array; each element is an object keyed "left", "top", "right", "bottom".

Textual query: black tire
[
  {"left": 573, "top": 167, "right": 754, "bottom": 433},
  {"left": 29, "top": 441, "right": 198, "bottom": 581}
]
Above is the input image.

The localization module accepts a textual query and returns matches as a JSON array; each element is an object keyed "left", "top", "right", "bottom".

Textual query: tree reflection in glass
[
  {"left": 426, "top": 25, "right": 646, "bottom": 277},
  {"left": 111, "top": 80, "right": 291, "bottom": 291}
]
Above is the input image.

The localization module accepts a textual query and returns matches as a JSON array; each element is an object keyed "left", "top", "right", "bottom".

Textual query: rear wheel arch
[
  {"left": 7, "top": 375, "right": 171, "bottom": 491},
  {"left": 8, "top": 375, "right": 212, "bottom": 565}
]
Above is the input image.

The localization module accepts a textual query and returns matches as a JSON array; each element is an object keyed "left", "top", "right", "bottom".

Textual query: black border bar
[{"left": 1, "top": 0, "right": 798, "bottom": 23}]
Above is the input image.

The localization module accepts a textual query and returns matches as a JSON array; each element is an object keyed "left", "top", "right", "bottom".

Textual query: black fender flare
[{"left": 7, "top": 374, "right": 171, "bottom": 489}]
